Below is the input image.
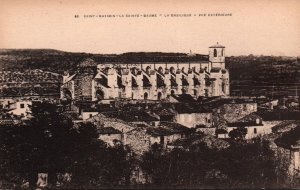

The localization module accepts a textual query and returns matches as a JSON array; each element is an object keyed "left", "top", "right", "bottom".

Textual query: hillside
[
  {"left": 226, "top": 55, "right": 300, "bottom": 98},
  {"left": 0, "top": 49, "right": 208, "bottom": 74}
]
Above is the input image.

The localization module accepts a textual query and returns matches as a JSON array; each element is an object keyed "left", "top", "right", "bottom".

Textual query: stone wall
[
  {"left": 197, "top": 127, "right": 216, "bottom": 136},
  {"left": 221, "top": 103, "right": 257, "bottom": 122}
]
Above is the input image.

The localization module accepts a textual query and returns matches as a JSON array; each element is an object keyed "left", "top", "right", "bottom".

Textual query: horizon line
[{"left": 0, "top": 48, "right": 299, "bottom": 58}]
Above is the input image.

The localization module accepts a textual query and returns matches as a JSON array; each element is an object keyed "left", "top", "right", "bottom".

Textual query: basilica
[{"left": 60, "top": 43, "right": 230, "bottom": 101}]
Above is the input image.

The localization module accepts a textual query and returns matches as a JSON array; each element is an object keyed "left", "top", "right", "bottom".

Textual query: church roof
[
  {"left": 209, "top": 42, "right": 225, "bottom": 48},
  {"left": 64, "top": 74, "right": 76, "bottom": 84},
  {"left": 210, "top": 67, "right": 222, "bottom": 73}
]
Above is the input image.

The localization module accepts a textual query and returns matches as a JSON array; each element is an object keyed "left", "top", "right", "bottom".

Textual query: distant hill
[
  {"left": 226, "top": 55, "right": 300, "bottom": 98},
  {"left": 0, "top": 49, "right": 208, "bottom": 73},
  {"left": 0, "top": 49, "right": 299, "bottom": 98}
]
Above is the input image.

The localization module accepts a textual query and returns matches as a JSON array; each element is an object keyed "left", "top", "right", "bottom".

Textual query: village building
[
  {"left": 7, "top": 100, "right": 32, "bottom": 119},
  {"left": 146, "top": 122, "right": 192, "bottom": 148},
  {"left": 175, "top": 109, "right": 213, "bottom": 128},
  {"left": 60, "top": 43, "right": 230, "bottom": 102}
]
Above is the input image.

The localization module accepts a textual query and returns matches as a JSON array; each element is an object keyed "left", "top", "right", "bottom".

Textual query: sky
[{"left": 0, "top": 0, "right": 299, "bottom": 56}]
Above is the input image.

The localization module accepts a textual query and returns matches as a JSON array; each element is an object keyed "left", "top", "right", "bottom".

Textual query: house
[
  {"left": 87, "top": 113, "right": 152, "bottom": 155},
  {"left": 227, "top": 122, "right": 264, "bottom": 139},
  {"left": 146, "top": 122, "right": 191, "bottom": 148},
  {"left": 174, "top": 103, "right": 213, "bottom": 128},
  {"left": 257, "top": 110, "right": 300, "bottom": 132},
  {"left": 210, "top": 112, "right": 274, "bottom": 139},
  {"left": 226, "top": 113, "right": 271, "bottom": 139},
  {"left": 8, "top": 100, "right": 32, "bottom": 119}
]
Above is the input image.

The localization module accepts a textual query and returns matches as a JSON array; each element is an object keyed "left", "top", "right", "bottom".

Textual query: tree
[
  {"left": 0, "top": 102, "right": 134, "bottom": 189},
  {"left": 140, "top": 143, "right": 221, "bottom": 187},
  {"left": 229, "top": 126, "right": 247, "bottom": 140},
  {"left": 218, "top": 138, "right": 278, "bottom": 188},
  {"left": 140, "top": 137, "right": 280, "bottom": 189}
]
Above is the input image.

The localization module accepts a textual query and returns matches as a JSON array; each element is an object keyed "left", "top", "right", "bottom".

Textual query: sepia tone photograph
[{"left": 0, "top": 0, "right": 300, "bottom": 189}]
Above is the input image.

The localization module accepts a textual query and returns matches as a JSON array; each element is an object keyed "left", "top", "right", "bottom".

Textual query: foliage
[
  {"left": 0, "top": 102, "right": 133, "bottom": 189},
  {"left": 229, "top": 126, "right": 247, "bottom": 140},
  {"left": 141, "top": 138, "right": 279, "bottom": 188}
]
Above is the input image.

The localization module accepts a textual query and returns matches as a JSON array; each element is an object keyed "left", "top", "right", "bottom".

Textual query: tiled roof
[
  {"left": 98, "top": 127, "right": 122, "bottom": 134},
  {"left": 160, "top": 121, "right": 191, "bottom": 133},
  {"left": 146, "top": 127, "right": 172, "bottom": 136},
  {"left": 172, "top": 94, "right": 196, "bottom": 103},
  {"left": 0, "top": 86, "right": 60, "bottom": 97},
  {"left": 154, "top": 108, "right": 175, "bottom": 116},
  {"left": 216, "top": 128, "right": 228, "bottom": 134},
  {"left": 257, "top": 111, "right": 300, "bottom": 121},
  {"left": 227, "top": 122, "right": 263, "bottom": 127},
  {"left": 237, "top": 113, "right": 262, "bottom": 123},
  {"left": 210, "top": 67, "right": 222, "bottom": 73},
  {"left": 272, "top": 121, "right": 300, "bottom": 134},
  {"left": 275, "top": 126, "right": 300, "bottom": 149},
  {"left": 174, "top": 102, "right": 210, "bottom": 113}
]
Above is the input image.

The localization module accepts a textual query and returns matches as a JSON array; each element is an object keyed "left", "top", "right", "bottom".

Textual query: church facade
[{"left": 60, "top": 43, "right": 230, "bottom": 101}]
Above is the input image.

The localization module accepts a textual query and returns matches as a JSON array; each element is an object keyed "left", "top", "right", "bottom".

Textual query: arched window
[
  {"left": 214, "top": 49, "right": 217, "bottom": 57},
  {"left": 222, "top": 82, "right": 225, "bottom": 93},
  {"left": 145, "top": 66, "right": 151, "bottom": 75},
  {"left": 194, "top": 89, "right": 198, "bottom": 96},
  {"left": 96, "top": 90, "right": 104, "bottom": 100},
  {"left": 157, "top": 92, "right": 162, "bottom": 100},
  {"left": 158, "top": 67, "right": 163, "bottom": 74},
  {"left": 63, "top": 89, "right": 72, "bottom": 100},
  {"left": 170, "top": 67, "right": 175, "bottom": 74},
  {"left": 144, "top": 92, "right": 148, "bottom": 100}
]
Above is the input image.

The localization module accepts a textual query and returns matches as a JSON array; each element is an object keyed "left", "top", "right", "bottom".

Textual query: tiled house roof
[
  {"left": 98, "top": 127, "right": 122, "bottom": 134},
  {"left": 275, "top": 126, "right": 300, "bottom": 150}
]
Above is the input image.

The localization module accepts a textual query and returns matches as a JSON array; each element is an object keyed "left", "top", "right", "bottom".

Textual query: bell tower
[{"left": 209, "top": 42, "right": 225, "bottom": 69}]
